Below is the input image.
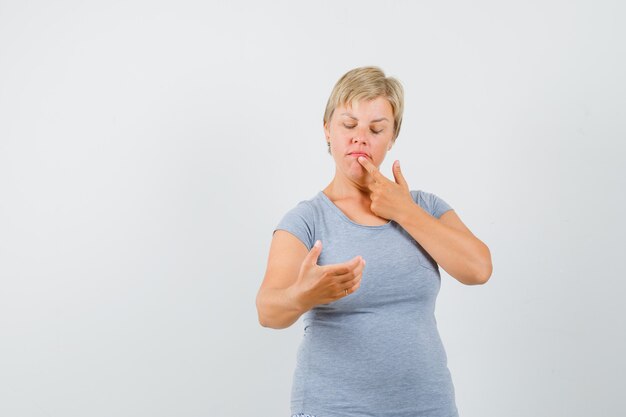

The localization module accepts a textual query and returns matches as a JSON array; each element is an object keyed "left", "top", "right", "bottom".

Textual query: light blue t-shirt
[{"left": 273, "top": 190, "right": 459, "bottom": 417}]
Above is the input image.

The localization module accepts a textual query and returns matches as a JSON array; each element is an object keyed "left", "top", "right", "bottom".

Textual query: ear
[{"left": 323, "top": 120, "right": 330, "bottom": 139}]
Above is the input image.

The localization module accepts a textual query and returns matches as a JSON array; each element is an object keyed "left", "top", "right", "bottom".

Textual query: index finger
[
  {"left": 357, "top": 156, "right": 382, "bottom": 181},
  {"left": 324, "top": 255, "right": 364, "bottom": 275}
]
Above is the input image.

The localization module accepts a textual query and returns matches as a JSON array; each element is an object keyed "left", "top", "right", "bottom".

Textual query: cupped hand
[
  {"left": 292, "top": 240, "right": 365, "bottom": 310},
  {"left": 356, "top": 157, "right": 414, "bottom": 222}
]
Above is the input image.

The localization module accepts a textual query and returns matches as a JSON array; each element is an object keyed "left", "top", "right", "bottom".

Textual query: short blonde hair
[{"left": 323, "top": 66, "right": 404, "bottom": 141}]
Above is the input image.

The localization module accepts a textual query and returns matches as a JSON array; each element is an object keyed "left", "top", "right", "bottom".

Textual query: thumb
[
  {"left": 306, "top": 240, "right": 323, "bottom": 266},
  {"left": 393, "top": 160, "right": 407, "bottom": 187}
]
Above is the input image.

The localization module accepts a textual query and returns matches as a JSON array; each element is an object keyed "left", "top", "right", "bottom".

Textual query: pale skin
[{"left": 256, "top": 97, "right": 492, "bottom": 329}]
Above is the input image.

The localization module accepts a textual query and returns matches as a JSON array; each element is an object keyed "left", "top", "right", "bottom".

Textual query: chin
[{"left": 347, "top": 168, "right": 368, "bottom": 181}]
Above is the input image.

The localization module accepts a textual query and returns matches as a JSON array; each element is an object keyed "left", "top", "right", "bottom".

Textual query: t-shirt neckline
[{"left": 317, "top": 191, "right": 394, "bottom": 229}]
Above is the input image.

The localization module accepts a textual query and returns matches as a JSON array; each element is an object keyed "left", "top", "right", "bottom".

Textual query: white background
[{"left": 1, "top": 1, "right": 624, "bottom": 416}]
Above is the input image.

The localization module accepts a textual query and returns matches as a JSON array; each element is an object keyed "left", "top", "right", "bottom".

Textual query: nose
[{"left": 351, "top": 129, "right": 369, "bottom": 144}]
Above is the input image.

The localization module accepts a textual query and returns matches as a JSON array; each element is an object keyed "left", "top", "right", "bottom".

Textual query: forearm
[
  {"left": 256, "top": 285, "right": 308, "bottom": 329},
  {"left": 396, "top": 204, "right": 491, "bottom": 285}
]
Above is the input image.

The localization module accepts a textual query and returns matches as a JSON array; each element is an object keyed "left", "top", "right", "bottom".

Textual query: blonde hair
[{"left": 323, "top": 66, "right": 404, "bottom": 142}]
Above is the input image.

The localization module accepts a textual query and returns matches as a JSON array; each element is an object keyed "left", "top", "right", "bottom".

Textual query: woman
[{"left": 256, "top": 66, "right": 492, "bottom": 417}]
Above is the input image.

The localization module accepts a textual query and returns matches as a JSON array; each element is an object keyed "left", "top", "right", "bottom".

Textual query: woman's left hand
[{"left": 357, "top": 157, "right": 415, "bottom": 222}]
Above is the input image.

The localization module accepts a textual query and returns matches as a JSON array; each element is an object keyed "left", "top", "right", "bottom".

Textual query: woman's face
[{"left": 324, "top": 96, "right": 395, "bottom": 184}]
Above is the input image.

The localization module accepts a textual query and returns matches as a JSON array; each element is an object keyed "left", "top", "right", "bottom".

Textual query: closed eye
[{"left": 343, "top": 124, "right": 383, "bottom": 134}]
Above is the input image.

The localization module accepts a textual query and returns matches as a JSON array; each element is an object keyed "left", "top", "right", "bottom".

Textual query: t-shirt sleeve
[
  {"left": 273, "top": 201, "right": 315, "bottom": 251},
  {"left": 411, "top": 190, "right": 454, "bottom": 219}
]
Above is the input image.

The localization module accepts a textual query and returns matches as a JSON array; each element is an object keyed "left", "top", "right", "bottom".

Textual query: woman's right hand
[{"left": 291, "top": 240, "right": 365, "bottom": 310}]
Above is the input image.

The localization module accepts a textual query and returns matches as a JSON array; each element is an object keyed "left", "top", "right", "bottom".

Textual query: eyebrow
[{"left": 340, "top": 112, "right": 389, "bottom": 123}]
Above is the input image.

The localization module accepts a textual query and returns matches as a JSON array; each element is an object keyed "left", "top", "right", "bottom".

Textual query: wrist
[
  {"left": 286, "top": 283, "right": 311, "bottom": 314},
  {"left": 395, "top": 200, "right": 423, "bottom": 225}
]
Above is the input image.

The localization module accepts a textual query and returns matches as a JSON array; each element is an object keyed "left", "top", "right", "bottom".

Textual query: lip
[{"left": 348, "top": 152, "right": 370, "bottom": 158}]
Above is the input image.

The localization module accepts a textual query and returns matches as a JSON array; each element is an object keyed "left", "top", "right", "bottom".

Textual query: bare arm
[
  {"left": 255, "top": 231, "right": 309, "bottom": 329},
  {"left": 354, "top": 156, "right": 492, "bottom": 286},
  {"left": 256, "top": 230, "right": 364, "bottom": 329},
  {"left": 396, "top": 206, "right": 492, "bottom": 285}
]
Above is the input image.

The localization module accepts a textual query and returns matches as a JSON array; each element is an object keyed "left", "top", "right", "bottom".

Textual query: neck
[{"left": 324, "top": 170, "right": 373, "bottom": 200}]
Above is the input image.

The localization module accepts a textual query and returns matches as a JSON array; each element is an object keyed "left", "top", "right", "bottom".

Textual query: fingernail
[{"left": 314, "top": 240, "right": 320, "bottom": 247}]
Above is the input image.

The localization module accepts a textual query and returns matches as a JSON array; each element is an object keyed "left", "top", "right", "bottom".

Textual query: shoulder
[
  {"left": 410, "top": 189, "right": 454, "bottom": 219},
  {"left": 277, "top": 193, "right": 320, "bottom": 224},
  {"left": 272, "top": 194, "right": 320, "bottom": 251}
]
